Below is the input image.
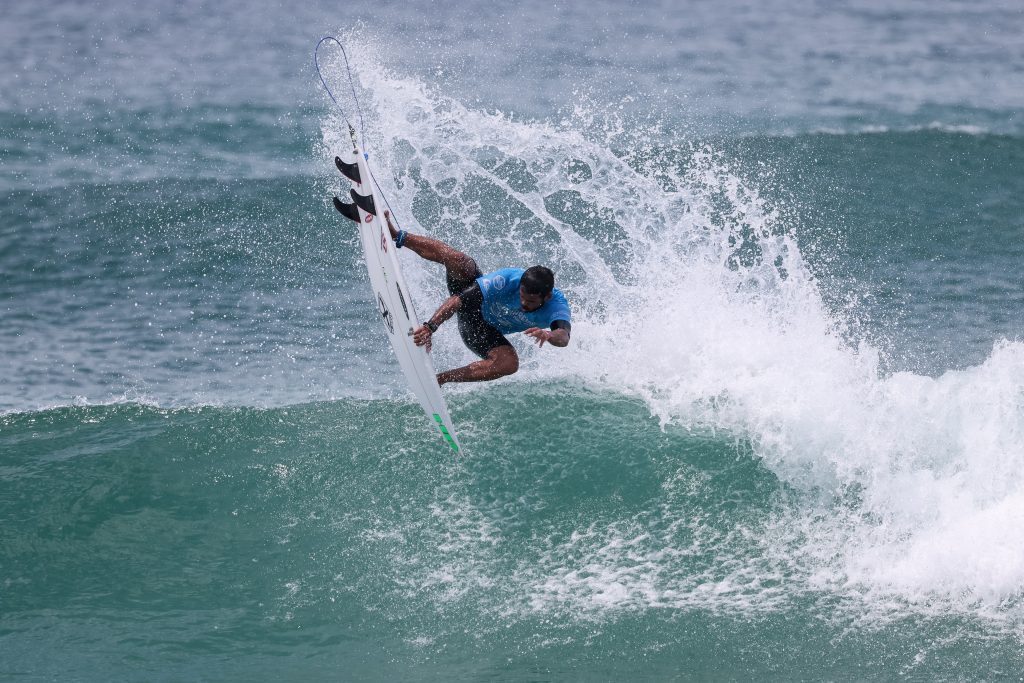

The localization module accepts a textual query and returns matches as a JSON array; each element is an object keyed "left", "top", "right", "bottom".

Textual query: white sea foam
[
  {"left": 319, "top": 41, "right": 1024, "bottom": 623},
  {"left": 803, "top": 122, "right": 996, "bottom": 137}
]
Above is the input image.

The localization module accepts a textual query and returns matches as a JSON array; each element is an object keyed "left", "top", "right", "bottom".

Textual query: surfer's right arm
[
  {"left": 413, "top": 282, "right": 484, "bottom": 346},
  {"left": 413, "top": 294, "right": 461, "bottom": 346}
]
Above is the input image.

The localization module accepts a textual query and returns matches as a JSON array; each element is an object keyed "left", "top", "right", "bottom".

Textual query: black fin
[
  {"left": 333, "top": 196, "right": 361, "bottom": 223},
  {"left": 335, "top": 155, "right": 361, "bottom": 184},
  {"left": 349, "top": 188, "right": 377, "bottom": 216}
]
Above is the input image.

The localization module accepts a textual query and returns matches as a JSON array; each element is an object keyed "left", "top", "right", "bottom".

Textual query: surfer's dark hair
[{"left": 521, "top": 266, "right": 554, "bottom": 296}]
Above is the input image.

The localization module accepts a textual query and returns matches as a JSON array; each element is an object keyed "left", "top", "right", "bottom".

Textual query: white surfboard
[{"left": 334, "top": 147, "right": 460, "bottom": 452}]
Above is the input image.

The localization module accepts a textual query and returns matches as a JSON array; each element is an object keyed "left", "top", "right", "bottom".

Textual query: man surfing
[{"left": 384, "top": 212, "right": 571, "bottom": 385}]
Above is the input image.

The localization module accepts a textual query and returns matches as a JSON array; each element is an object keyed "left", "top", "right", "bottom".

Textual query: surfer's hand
[
  {"left": 413, "top": 325, "right": 432, "bottom": 347},
  {"left": 524, "top": 327, "right": 551, "bottom": 347}
]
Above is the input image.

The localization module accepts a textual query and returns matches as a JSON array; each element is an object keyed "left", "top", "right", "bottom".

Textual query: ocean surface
[{"left": 3, "top": 0, "right": 1024, "bottom": 680}]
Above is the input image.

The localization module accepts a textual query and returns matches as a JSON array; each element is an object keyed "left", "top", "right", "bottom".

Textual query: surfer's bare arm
[
  {"left": 525, "top": 321, "right": 571, "bottom": 348},
  {"left": 412, "top": 294, "right": 462, "bottom": 346}
]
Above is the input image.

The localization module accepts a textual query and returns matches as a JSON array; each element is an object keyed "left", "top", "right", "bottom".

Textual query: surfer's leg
[
  {"left": 442, "top": 311, "right": 515, "bottom": 385},
  {"left": 437, "top": 346, "right": 519, "bottom": 385},
  {"left": 385, "top": 211, "right": 478, "bottom": 282}
]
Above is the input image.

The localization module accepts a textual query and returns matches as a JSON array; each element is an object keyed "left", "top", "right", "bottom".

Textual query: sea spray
[{"left": 317, "top": 44, "right": 1024, "bottom": 621}]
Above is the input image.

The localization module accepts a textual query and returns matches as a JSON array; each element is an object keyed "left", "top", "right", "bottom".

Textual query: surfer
[{"left": 384, "top": 212, "right": 572, "bottom": 385}]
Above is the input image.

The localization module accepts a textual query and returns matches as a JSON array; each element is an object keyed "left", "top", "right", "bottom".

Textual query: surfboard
[{"left": 333, "top": 148, "right": 460, "bottom": 452}]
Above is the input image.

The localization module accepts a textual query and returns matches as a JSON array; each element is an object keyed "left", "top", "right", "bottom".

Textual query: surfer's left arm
[{"left": 525, "top": 321, "right": 571, "bottom": 348}]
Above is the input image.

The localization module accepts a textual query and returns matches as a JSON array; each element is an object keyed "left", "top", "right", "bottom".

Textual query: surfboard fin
[
  {"left": 335, "top": 155, "right": 361, "bottom": 184},
  {"left": 333, "top": 196, "right": 361, "bottom": 223},
  {"left": 350, "top": 188, "right": 377, "bottom": 216}
]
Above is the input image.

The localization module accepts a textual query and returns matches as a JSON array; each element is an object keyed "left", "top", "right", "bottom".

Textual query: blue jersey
[{"left": 476, "top": 268, "right": 571, "bottom": 335}]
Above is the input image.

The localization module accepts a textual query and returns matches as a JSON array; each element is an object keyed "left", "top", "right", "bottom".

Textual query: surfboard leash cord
[
  {"left": 315, "top": 36, "right": 407, "bottom": 235},
  {"left": 314, "top": 36, "right": 367, "bottom": 150}
]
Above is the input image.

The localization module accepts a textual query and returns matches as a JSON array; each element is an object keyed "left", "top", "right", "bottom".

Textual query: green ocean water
[
  {"left": 4, "top": 1, "right": 1024, "bottom": 680},
  {"left": 5, "top": 395, "right": 1022, "bottom": 681}
]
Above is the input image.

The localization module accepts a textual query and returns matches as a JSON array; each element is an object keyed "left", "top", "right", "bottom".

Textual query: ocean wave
[{"left": 314, "top": 48, "right": 1024, "bottom": 622}]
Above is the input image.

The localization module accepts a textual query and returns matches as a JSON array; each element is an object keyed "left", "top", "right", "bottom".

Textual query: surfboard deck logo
[{"left": 377, "top": 293, "right": 394, "bottom": 334}]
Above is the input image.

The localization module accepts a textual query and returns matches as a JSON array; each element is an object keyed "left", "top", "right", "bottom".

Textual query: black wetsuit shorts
[{"left": 447, "top": 262, "right": 513, "bottom": 359}]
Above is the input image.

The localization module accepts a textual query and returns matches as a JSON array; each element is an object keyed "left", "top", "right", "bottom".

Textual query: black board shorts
[{"left": 447, "top": 262, "right": 513, "bottom": 359}]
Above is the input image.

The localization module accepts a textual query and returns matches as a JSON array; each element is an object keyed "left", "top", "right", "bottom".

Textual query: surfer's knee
[
  {"left": 488, "top": 346, "right": 518, "bottom": 377},
  {"left": 445, "top": 251, "right": 478, "bottom": 281}
]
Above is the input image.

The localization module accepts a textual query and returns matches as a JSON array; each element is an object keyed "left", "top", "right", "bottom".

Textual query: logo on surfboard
[{"left": 377, "top": 293, "right": 394, "bottom": 334}]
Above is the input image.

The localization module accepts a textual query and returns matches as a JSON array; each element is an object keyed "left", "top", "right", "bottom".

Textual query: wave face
[
  {"left": 4, "top": 395, "right": 1024, "bottom": 680},
  {"left": 4, "top": 1, "right": 1024, "bottom": 680}
]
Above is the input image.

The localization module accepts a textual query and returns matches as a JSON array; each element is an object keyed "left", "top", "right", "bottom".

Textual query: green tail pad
[{"left": 433, "top": 413, "right": 459, "bottom": 452}]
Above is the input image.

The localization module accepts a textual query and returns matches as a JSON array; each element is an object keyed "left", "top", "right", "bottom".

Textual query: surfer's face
[{"left": 519, "top": 287, "right": 551, "bottom": 312}]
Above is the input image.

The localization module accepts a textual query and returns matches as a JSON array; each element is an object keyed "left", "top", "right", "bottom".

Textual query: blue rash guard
[{"left": 476, "top": 268, "right": 571, "bottom": 335}]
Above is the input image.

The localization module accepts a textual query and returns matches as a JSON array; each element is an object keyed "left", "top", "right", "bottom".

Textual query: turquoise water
[
  {"left": 6, "top": 396, "right": 1023, "bottom": 680},
  {"left": 3, "top": 1, "right": 1024, "bottom": 680}
]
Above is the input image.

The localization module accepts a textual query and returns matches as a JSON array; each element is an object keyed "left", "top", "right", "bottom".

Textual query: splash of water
[{"left": 318, "top": 38, "right": 1024, "bottom": 620}]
